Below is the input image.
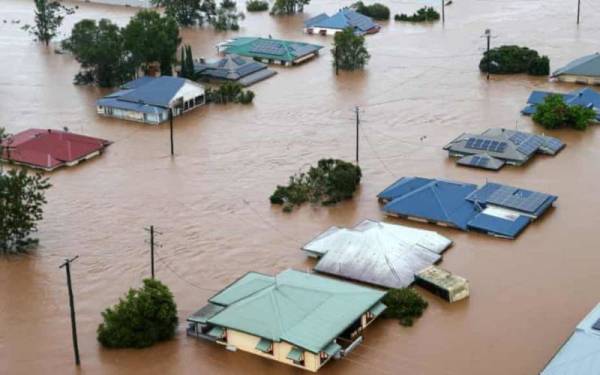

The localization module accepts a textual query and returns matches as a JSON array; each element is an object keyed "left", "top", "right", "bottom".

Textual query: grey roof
[
  {"left": 303, "top": 220, "right": 453, "bottom": 289},
  {"left": 443, "top": 128, "right": 565, "bottom": 169},
  {"left": 193, "top": 54, "right": 277, "bottom": 86},
  {"left": 552, "top": 53, "right": 600, "bottom": 78},
  {"left": 541, "top": 303, "right": 600, "bottom": 375},
  {"left": 456, "top": 153, "right": 505, "bottom": 171}
]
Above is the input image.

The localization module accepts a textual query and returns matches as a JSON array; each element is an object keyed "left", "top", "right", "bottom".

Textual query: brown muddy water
[{"left": 1, "top": 0, "right": 600, "bottom": 374}]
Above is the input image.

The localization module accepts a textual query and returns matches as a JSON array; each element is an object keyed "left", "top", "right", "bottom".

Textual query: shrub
[
  {"left": 479, "top": 45, "right": 550, "bottom": 76},
  {"left": 246, "top": 0, "right": 269, "bottom": 11},
  {"left": 353, "top": 1, "right": 390, "bottom": 20},
  {"left": 270, "top": 159, "right": 361, "bottom": 212},
  {"left": 532, "top": 94, "right": 596, "bottom": 131},
  {"left": 205, "top": 82, "right": 255, "bottom": 104},
  {"left": 332, "top": 27, "right": 370, "bottom": 71},
  {"left": 395, "top": 7, "right": 440, "bottom": 22},
  {"left": 382, "top": 288, "right": 428, "bottom": 327},
  {"left": 97, "top": 278, "right": 178, "bottom": 348}
]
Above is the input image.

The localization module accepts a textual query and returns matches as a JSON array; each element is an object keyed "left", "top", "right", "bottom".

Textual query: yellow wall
[{"left": 226, "top": 329, "right": 320, "bottom": 372}]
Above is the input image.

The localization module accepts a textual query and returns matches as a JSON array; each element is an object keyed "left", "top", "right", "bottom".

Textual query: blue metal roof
[
  {"left": 541, "top": 303, "right": 600, "bottom": 375},
  {"left": 118, "top": 76, "right": 187, "bottom": 108},
  {"left": 552, "top": 53, "right": 600, "bottom": 77},
  {"left": 304, "top": 8, "right": 380, "bottom": 34},
  {"left": 522, "top": 88, "right": 600, "bottom": 121},
  {"left": 467, "top": 213, "right": 530, "bottom": 239}
]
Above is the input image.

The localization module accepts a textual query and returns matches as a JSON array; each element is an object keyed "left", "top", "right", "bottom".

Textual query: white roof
[{"left": 303, "top": 220, "right": 453, "bottom": 289}]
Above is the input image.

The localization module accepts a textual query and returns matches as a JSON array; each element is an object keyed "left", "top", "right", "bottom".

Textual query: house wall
[
  {"left": 225, "top": 329, "right": 321, "bottom": 372},
  {"left": 96, "top": 106, "right": 165, "bottom": 125},
  {"left": 557, "top": 74, "right": 600, "bottom": 85},
  {"left": 304, "top": 27, "right": 340, "bottom": 36}
]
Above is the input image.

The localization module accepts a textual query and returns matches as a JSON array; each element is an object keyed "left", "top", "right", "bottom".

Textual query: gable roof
[
  {"left": 552, "top": 53, "right": 600, "bottom": 77},
  {"left": 444, "top": 128, "right": 565, "bottom": 168},
  {"left": 541, "top": 303, "right": 600, "bottom": 375},
  {"left": 1, "top": 128, "right": 111, "bottom": 171},
  {"left": 523, "top": 88, "right": 600, "bottom": 121},
  {"left": 304, "top": 220, "right": 452, "bottom": 289},
  {"left": 305, "top": 8, "right": 380, "bottom": 34},
  {"left": 220, "top": 37, "right": 323, "bottom": 63},
  {"left": 193, "top": 54, "right": 276, "bottom": 86},
  {"left": 202, "top": 269, "right": 385, "bottom": 353}
]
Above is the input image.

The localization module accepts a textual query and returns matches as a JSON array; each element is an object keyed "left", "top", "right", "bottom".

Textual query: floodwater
[{"left": 1, "top": 0, "right": 600, "bottom": 374}]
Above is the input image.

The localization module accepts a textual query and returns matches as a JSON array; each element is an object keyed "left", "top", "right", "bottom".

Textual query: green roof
[
  {"left": 204, "top": 269, "right": 386, "bottom": 353},
  {"left": 255, "top": 337, "right": 273, "bottom": 352},
  {"left": 323, "top": 341, "right": 342, "bottom": 357},
  {"left": 207, "top": 325, "right": 225, "bottom": 338},
  {"left": 287, "top": 347, "right": 304, "bottom": 362},
  {"left": 221, "top": 37, "right": 323, "bottom": 63},
  {"left": 370, "top": 301, "right": 387, "bottom": 318}
]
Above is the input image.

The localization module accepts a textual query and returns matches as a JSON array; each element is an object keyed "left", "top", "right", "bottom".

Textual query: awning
[
  {"left": 255, "top": 338, "right": 273, "bottom": 352},
  {"left": 286, "top": 347, "right": 304, "bottom": 362},
  {"left": 323, "top": 341, "right": 342, "bottom": 357},
  {"left": 207, "top": 325, "right": 225, "bottom": 338},
  {"left": 370, "top": 302, "right": 387, "bottom": 318}
]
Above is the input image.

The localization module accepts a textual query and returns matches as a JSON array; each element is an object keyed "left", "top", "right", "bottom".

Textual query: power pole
[
  {"left": 577, "top": 0, "right": 581, "bottom": 24},
  {"left": 169, "top": 108, "right": 174, "bottom": 156},
  {"left": 59, "top": 256, "right": 80, "bottom": 366},
  {"left": 441, "top": 0, "right": 445, "bottom": 24},
  {"left": 145, "top": 226, "right": 162, "bottom": 279},
  {"left": 355, "top": 106, "right": 360, "bottom": 165},
  {"left": 484, "top": 29, "right": 492, "bottom": 81}
]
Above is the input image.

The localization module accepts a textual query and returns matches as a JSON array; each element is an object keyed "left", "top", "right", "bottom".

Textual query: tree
[
  {"left": 382, "top": 288, "right": 428, "bottom": 327},
  {"left": 205, "top": 82, "right": 255, "bottom": 104},
  {"left": 332, "top": 28, "right": 370, "bottom": 71},
  {"left": 0, "top": 168, "right": 51, "bottom": 254},
  {"left": 270, "top": 0, "right": 310, "bottom": 15},
  {"left": 23, "top": 0, "right": 74, "bottom": 46},
  {"left": 479, "top": 45, "right": 550, "bottom": 76},
  {"left": 210, "top": 0, "right": 244, "bottom": 31},
  {"left": 179, "top": 45, "right": 195, "bottom": 79},
  {"left": 532, "top": 94, "right": 597, "bottom": 131},
  {"left": 153, "top": 0, "right": 204, "bottom": 26},
  {"left": 395, "top": 7, "right": 440, "bottom": 22},
  {"left": 122, "top": 10, "right": 181, "bottom": 76},
  {"left": 353, "top": 1, "right": 390, "bottom": 20},
  {"left": 97, "top": 279, "right": 178, "bottom": 348},
  {"left": 246, "top": 0, "right": 269, "bottom": 11},
  {"left": 270, "top": 159, "right": 362, "bottom": 212},
  {"left": 62, "top": 19, "right": 134, "bottom": 87}
]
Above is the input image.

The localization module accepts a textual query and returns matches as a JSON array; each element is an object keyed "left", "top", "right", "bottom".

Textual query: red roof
[{"left": 1, "top": 129, "right": 111, "bottom": 171}]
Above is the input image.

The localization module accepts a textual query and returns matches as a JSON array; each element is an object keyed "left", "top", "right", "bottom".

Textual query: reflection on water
[{"left": 1, "top": 0, "right": 600, "bottom": 374}]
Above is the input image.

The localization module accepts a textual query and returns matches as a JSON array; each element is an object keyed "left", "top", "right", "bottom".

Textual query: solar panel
[
  {"left": 486, "top": 186, "right": 551, "bottom": 214},
  {"left": 544, "top": 138, "right": 565, "bottom": 153},
  {"left": 465, "top": 137, "right": 508, "bottom": 154},
  {"left": 593, "top": 318, "right": 600, "bottom": 331},
  {"left": 517, "top": 136, "right": 544, "bottom": 156},
  {"left": 509, "top": 132, "right": 528, "bottom": 145}
]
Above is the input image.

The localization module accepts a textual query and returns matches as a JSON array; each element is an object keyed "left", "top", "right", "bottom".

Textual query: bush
[
  {"left": 246, "top": 0, "right": 269, "bottom": 11},
  {"left": 353, "top": 1, "right": 390, "bottom": 20},
  {"left": 97, "top": 278, "right": 178, "bottom": 348},
  {"left": 532, "top": 94, "right": 597, "bottom": 131},
  {"left": 382, "top": 288, "right": 428, "bottom": 327},
  {"left": 270, "top": 159, "right": 361, "bottom": 212},
  {"left": 395, "top": 7, "right": 440, "bottom": 22},
  {"left": 479, "top": 45, "right": 550, "bottom": 76},
  {"left": 332, "top": 27, "right": 370, "bottom": 71},
  {"left": 205, "top": 82, "right": 255, "bottom": 104}
]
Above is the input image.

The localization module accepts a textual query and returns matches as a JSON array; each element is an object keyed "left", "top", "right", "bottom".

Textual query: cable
[{"left": 158, "top": 257, "right": 220, "bottom": 293}]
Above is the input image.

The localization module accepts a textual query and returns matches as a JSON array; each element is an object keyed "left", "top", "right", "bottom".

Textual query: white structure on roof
[{"left": 302, "top": 220, "right": 453, "bottom": 289}]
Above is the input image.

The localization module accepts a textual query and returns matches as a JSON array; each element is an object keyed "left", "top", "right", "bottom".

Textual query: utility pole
[
  {"left": 484, "top": 29, "right": 492, "bottom": 81},
  {"left": 59, "top": 256, "right": 80, "bottom": 366},
  {"left": 577, "top": 0, "right": 581, "bottom": 24},
  {"left": 355, "top": 106, "right": 360, "bottom": 165},
  {"left": 145, "top": 226, "right": 162, "bottom": 279},
  {"left": 169, "top": 108, "right": 174, "bottom": 156},
  {"left": 441, "top": 0, "right": 445, "bottom": 24}
]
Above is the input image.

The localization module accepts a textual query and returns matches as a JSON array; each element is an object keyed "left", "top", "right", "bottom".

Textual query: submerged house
[
  {"left": 378, "top": 177, "right": 557, "bottom": 239},
  {"left": 522, "top": 87, "right": 600, "bottom": 122},
  {"left": 0, "top": 128, "right": 111, "bottom": 171},
  {"left": 187, "top": 269, "right": 386, "bottom": 372},
  {"left": 217, "top": 37, "right": 323, "bottom": 66},
  {"left": 96, "top": 76, "right": 205, "bottom": 125},
  {"left": 302, "top": 219, "right": 452, "bottom": 289},
  {"left": 551, "top": 53, "right": 600, "bottom": 85},
  {"left": 304, "top": 8, "right": 381, "bottom": 36},
  {"left": 540, "top": 303, "right": 600, "bottom": 374},
  {"left": 443, "top": 128, "right": 565, "bottom": 171},
  {"left": 193, "top": 54, "right": 277, "bottom": 86}
]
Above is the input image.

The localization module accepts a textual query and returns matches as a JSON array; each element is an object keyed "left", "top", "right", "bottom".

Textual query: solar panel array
[
  {"left": 543, "top": 137, "right": 565, "bottom": 153},
  {"left": 516, "top": 136, "right": 544, "bottom": 156},
  {"left": 465, "top": 138, "right": 508, "bottom": 153},
  {"left": 593, "top": 318, "right": 600, "bottom": 331},
  {"left": 250, "top": 40, "right": 285, "bottom": 56},
  {"left": 508, "top": 132, "right": 529, "bottom": 145},
  {"left": 469, "top": 156, "right": 490, "bottom": 167},
  {"left": 486, "top": 186, "right": 550, "bottom": 214}
]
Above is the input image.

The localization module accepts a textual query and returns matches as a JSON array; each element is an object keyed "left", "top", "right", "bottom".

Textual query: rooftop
[
  {"left": 522, "top": 87, "right": 600, "bottom": 121},
  {"left": 305, "top": 8, "right": 380, "bottom": 34},
  {"left": 1, "top": 128, "right": 111, "bottom": 171},
  {"left": 190, "top": 269, "right": 386, "bottom": 354},
  {"left": 193, "top": 54, "right": 277, "bottom": 86},
  {"left": 219, "top": 37, "right": 323, "bottom": 63},
  {"left": 552, "top": 52, "right": 600, "bottom": 78}
]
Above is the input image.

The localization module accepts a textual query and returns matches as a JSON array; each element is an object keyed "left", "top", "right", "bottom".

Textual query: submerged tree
[
  {"left": 270, "top": 0, "right": 310, "bottom": 15},
  {"left": 479, "top": 45, "right": 550, "bottom": 76},
  {"left": 246, "top": 0, "right": 269, "bottom": 11},
  {"left": 332, "top": 27, "right": 370, "bottom": 71},
  {"left": 533, "top": 94, "right": 597, "bottom": 131},
  {"left": 97, "top": 278, "right": 178, "bottom": 348},
  {"left": 179, "top": 45, "right": 195, "bottom": 79},
  {"left": 353, "top": 1, "right": 390, "bottom": 20},
  {"left": 395, "top": 6, "right": 440, "bottom": 22},
  {"left": 153, "top": 0, "right": 204, "bottom": 26},
  {"left": 210, "top": 0, "right": 244, "bottom": 31},
  {"left": 0, "top": 166, "right": 51, "bottom": 254},
  {"left": 382, "top": 288, "right": 428, "bottom": 327},
  {"left": 23, "top": 0, "right": 74, "bottom": 46}
]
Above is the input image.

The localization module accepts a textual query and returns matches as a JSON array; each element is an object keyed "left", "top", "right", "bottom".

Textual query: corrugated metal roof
[
  {"left": 304, "top": 219, "right": 452, "bottom": 289},
  {"left": 304, "top": 8, "right": 380, "bottom": 34},
  {"left": 541, "top": 303, "right": 600, "bottom": 375},
  {"left": 552, "top": 53, "right": 600, "bottom": 77},
  {"left": 221, "top": 37, "right": 323, "bottom": 63},
  {"left": 201, "top": 269, "right": 386, "bottom": 353},
  {"left": 193, "top": 54, "right": 276, "bottom": 86}
]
